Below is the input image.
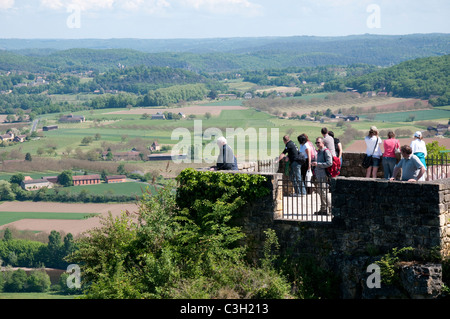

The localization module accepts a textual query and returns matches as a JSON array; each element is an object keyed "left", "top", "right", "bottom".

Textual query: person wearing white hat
[{"left": 410, "top": 131, "right": 427, "bottom": 180}]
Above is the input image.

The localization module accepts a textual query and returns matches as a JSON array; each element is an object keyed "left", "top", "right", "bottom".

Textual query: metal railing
[
  {"left": 257, "top": 158, "right": 279, "bottom": 173},
  {"left": 425, "top": 155, "right": 449, "bottom": 181},
  {"left": 257, "top": 154, "right": 450, "bottom": 222},
  {"left": 277, "top": 176, "right": 333, "bottom": 222}
]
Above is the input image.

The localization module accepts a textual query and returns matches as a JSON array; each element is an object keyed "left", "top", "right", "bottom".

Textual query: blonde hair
[{"left": 368, "top": 126, "right": 378, "bottom": 137}]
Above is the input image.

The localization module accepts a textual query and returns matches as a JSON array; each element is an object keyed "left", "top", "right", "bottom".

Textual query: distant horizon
[
  {"left": 1, "top": 32, "right": 449, "bottom": 41},
  {"left": 0, "top": 1, "right": 448, "bottom": 39}
]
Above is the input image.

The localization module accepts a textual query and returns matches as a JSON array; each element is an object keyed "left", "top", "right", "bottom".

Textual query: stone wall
[
  {"left": 234, "top": 170, "right": 450, "bottom": 298},
  {"left": 340, "top": 152, "right": 402, "bottom": 178}
]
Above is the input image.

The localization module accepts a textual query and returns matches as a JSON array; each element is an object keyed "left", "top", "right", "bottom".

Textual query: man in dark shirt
[{"left": 278, "top": 135, "right": 306, "bottom": 195}]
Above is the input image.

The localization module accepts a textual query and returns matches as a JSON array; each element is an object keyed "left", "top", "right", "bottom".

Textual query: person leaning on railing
[{"left": 389, "top": 145, "right": 425, "bottom": 182}]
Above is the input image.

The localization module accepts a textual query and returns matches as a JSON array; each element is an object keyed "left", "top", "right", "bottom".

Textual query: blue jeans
[
  {"left": 290, "top": 161, "right": 306, "bottom": 195},
  {"left": 382, "top": 157, "right": 397, "bottom": 179}
]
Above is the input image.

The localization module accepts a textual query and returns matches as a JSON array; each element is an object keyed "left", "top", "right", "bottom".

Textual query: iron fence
[
  {"left": 277, "top": 176, "right": 332, "bottom": 222},
  {"left": 425, "top": 155, "right": 449, "bottom": 181}
]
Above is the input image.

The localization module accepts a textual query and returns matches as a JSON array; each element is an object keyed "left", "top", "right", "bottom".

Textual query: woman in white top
[
  {"left": 298, "top": 134, "right": 312, "bottom": 194},
  {"left": 410, "top": 131, "right": 427, "bottom": 180},
  {"left": 364, "top": 126, "right": 382, "bottom": 178}
]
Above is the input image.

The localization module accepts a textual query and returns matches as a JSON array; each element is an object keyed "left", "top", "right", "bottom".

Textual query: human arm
[
  {"left": 390, "top": 162, "right": 401, "bottom": 181},
  {"left": 408, "top": 166, "right": 425, "bottom": 182}
]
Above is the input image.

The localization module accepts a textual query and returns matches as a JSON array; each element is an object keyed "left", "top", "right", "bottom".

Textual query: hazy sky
[{"left": 0, "top": 0, "right": 449, "bottom": 39}]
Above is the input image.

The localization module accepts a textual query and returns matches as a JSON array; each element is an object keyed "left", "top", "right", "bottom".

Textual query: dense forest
[
  {"left": 0, "top": 34, "right": 449, "bottom": 73},
  {"left": 324, "top": 55, "right": 450, "bottom": 105},
  {"left": 0, "top": 35, "right": 449, "bottom": 113}
]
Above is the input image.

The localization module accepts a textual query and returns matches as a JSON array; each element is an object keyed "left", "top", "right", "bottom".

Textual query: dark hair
[
  {"left": 401, "top": 145, "right": 412, "bottom": 155},
  {"left": 321, "top": 127, "right": 328, "bottom": 134},
  {"left": 297, "top": 135, "right": 307, "bottom": 144},
  {"left": 388, "top": 131, "right": 395, "bottom": 138},
  {"left": 328, "top": 131, "right": 334, "bottom": 138},
  {"left": 283, "top": 135, "right": 289, "bottom": 142}
]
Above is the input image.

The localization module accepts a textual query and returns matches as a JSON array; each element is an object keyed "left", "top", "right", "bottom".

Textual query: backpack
[
  {"left": 294, "top": 150, "right": 306, "bottom": 165},
  {"left": 324, "top": 148, "right": 341, "bottom": 177}
]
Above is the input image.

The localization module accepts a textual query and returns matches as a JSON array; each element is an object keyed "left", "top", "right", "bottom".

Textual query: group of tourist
[
  {"left": 364, "top": 126, "right": 426, "bottom": 182},
  {"left": 278, "top": 127, "right": 341, "bottom": 215},
  {"left": 210, "top": 125, "right": 428, "bottom": 215}
]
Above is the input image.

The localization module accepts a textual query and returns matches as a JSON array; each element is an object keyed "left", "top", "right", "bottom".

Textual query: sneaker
[{"left": 314, "top": 209, "right": 328, "bottom": 215}]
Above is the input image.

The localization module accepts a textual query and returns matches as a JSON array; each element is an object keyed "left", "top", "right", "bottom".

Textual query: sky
[{"left": 0, "top": 0, "right": 449, "bottom": 39}]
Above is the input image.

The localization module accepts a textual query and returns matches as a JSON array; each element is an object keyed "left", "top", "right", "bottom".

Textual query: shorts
[{"left": 371, "top": 157, "right": 381, "bottom": 167}]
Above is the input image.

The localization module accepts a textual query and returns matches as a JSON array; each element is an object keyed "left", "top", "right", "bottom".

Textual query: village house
[
  {"left": 14, "top": 135, "right": 27, "bottom": 143},
  {"left": 0, "top": 132, "right": 14, "bottom": 142},
  {"left": 43, "top": 125, "right": 58, "bottom": 131},
  {"left": 151, "top": 113, "right": 166, "bottom": 120},
  {"left": 21, "top": 179, "right": 54, "bottom": 191},
  {"left": 105, "top": 175, "right": 127, "bottom": 183},
  {"left": 42, "top": 176, "right": 58, "bottom": 183},
  {"left": 59, "top": 114, "right": 85, "bottom": 123},
  {"left": 72, "top": 174, "right": 101, "bottom": 186},
  {"left": 427, "top": 124, "right": 450, "bottom": 136},
  {"left": 150, "top": 141, "right": 161, "bottom": 152}
]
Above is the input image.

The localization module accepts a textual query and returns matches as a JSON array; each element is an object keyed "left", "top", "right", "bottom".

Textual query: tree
[
  {"left": 58, "top": 170, "right": 73, "bottom": 187},
  {"left": 4, "top": 269, "right": 27, "bottom": 292},
  {"left": 9, "top": 173, "right": 24, "bottom": 185},
  {"left": 117, "top": 163, "right": 126, "bottom": 175},
  {"left": 81, "top": 136, "right": 93, "bottom": 145},
  {"left": 25, "top": 152, "right": 32, "bottom": 161},
  {"left": 3, "top": 228, "right": 12, "bottom": 241},
  {"left": 0, "top": 181, "right": 16, "bottom": 201},
  {"left": 26, "top": 270, "right": 51, "bottom": 292}
]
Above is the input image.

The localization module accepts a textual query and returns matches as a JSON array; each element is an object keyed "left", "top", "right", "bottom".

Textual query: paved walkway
[{"left": 280, "top": 194, "right": 333, "bottom": 222}]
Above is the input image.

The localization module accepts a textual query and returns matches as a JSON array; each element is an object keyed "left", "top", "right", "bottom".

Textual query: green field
[
  {"left": 0, "top": 292, "right": 76, "bottom": 299},
  {"left": 2, "top": 97, "right": 449, "bottom": 179},
  {"left": 51, "top": 181, "right": 156, "bottom": 196},
  {"left": 359, "top": 108, "right": 450, "bottom": 122},
  {"left": 0, "top": 211, "right": 98, "bottom": 226}
]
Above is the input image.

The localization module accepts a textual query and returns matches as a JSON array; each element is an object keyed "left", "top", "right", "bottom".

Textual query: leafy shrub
[{"left": 68, "top": 170, "right": 292, "bottom": 299}]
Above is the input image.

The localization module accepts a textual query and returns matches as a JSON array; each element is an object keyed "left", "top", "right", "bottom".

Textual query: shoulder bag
[{"left": 362, "top": 138, "right": 378, "bottom": 169}]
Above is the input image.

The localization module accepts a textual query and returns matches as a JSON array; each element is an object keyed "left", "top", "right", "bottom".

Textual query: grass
[
  {"left": 2, "top": 97, "right": 449, "bottom": 177},
  {"left": 0, "top": 292, "right": 76, "bottom": 299},
  {"left": 358, "top": 108, "right": 450, "bottom": 122},
  {"left": 0, "top": 211, "right": 98, "bottom": 226},
  {"left": 50, "top": 181, "right": 156, "bottom": 196}
]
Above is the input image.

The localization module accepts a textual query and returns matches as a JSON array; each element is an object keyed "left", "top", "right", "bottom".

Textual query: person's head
[
  {"left": 388, "top": 131, "right": 395, "bottom": 139},
  {"left": 315, "top": 137, "right": 324, "bottom": 150},
  {"left": 369, "top": 126, "right": 378, "bottom": 137},
  {"left": 400, "top": 145, "right": 413, "bottom": 157},
  {"left": 217, "top": 136, "right": 227, "bottom": 146},
  {"left": 321, "top": 127, "right": 328, "bottom": 136},
  {"left": 414, "top": 131, "right": 423, "bottom": 140},
  {"left": 297, "top": 134, "right": 307, "bottom": 145},
  {"left": 283, "top": 135, "right": 290, "bottom": 144},
  {"left": 328, "top": 131, "right": 334, "bottom": 138},
  {"left": 301, "top": 133, "right": 310, "bottom": 141}
]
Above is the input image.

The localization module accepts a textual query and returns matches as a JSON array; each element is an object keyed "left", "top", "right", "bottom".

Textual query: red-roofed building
[
  {"left": 105, "top": 175, "right": 127, "bottom": 183},
  {"left": 72, "top": 174, "right": 101, "bottom": 186}
]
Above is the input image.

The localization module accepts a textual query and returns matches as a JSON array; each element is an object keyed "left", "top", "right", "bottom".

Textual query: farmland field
[
  {"left": 358, "top": 108, "right": 450, "bottom": 122},
  {"left": 0, "top": 211, "right": 97, "bottom": 226},
  {"left": 0, "top": 201, "right": 138, "bottom": 236},
  {"left": 48, "top": 181, "right": 156, "bottom": 196}
]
